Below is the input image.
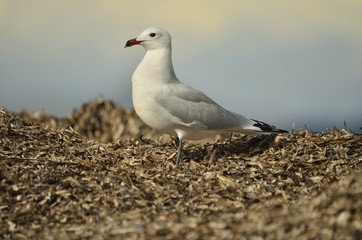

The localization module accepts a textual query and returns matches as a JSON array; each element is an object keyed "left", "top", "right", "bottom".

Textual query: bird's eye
[{"left": 149, "top": 33, "right": 156, "bottom": 37}]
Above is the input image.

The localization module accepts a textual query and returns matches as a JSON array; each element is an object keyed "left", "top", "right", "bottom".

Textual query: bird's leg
[
  {"left": 174, "top": 137, "right": 179, "bottom": 148},
  {"left": 176, "top": 137, "right": 183, "bottom": 168}
]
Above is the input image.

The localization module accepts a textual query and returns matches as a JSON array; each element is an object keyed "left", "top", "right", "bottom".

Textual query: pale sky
[{"left": 1, "top": 0, "right": 361, "bottom": 132}]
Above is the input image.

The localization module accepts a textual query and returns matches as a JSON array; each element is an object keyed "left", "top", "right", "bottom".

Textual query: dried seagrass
[{"left": 1, "top": 104, "right": 361, "bottom": 240}]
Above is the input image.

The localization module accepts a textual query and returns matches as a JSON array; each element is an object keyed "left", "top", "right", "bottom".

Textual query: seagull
[{"left": 125, "top": 27, "right": 287, "bottom": 167}]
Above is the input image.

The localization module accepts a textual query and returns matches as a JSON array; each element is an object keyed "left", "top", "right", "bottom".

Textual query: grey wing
[{"left": 155, "top": 83, "right": 254, "bottom": 131}]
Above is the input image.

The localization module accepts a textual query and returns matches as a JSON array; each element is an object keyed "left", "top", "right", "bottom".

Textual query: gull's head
[{"left": 125, "top": 27, "right": 171, "bottom": 50}]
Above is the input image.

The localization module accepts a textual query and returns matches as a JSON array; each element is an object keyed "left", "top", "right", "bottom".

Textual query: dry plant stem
[{"left": 208, "top": 145, "right": 219, "bottom": 167}]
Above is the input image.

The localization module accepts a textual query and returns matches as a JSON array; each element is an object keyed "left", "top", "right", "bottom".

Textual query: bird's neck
[{"left": 132, "top": 48, "right": 177, "bottom": 84}]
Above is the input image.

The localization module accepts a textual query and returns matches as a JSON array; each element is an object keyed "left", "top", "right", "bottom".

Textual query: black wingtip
[{"left": 252, "top": 119, "right": 288, "bottom": 134}]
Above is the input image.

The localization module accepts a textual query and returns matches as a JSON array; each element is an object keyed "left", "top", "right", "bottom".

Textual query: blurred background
[{"left": 0, "top": 0, "right": 361, "bottom": 132}]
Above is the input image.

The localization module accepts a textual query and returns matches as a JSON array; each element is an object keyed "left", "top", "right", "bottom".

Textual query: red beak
[{"left": 125, "top": 38, "right": 143, "bottom": 48}]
